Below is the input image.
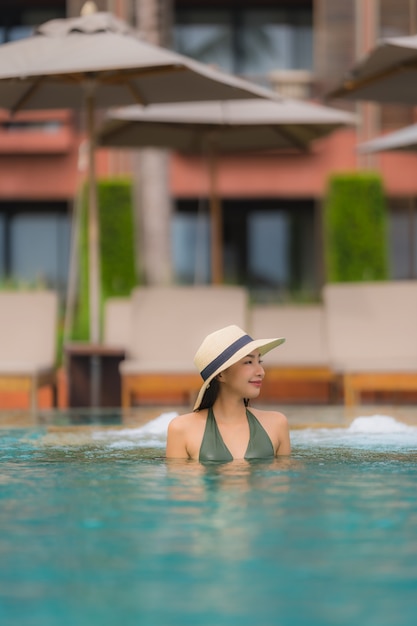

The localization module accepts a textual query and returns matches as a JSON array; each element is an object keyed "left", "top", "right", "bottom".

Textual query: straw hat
[{"left": 193, "top": 324, "right": 285, "bottom": 410}]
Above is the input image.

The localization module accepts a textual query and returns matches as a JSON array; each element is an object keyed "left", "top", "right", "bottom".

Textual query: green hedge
[
  {"left": 72, "top": 178, "right": 137, "bottom": 340},
  {"left": 323, "top": 172, "right": 389, "bottom": 282}
]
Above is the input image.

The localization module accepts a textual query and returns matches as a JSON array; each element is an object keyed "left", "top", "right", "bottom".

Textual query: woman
[{"left": 166, "top": 324, "right": 291, "bottom": 461}]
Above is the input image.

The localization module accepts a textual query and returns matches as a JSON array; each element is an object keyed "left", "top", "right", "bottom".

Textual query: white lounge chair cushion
[
  {"left": 323, "top": 281, "right": 417, "bottom": 372},
  {"left": 250, "top": 304, "right": 329, "bottom": 366}
]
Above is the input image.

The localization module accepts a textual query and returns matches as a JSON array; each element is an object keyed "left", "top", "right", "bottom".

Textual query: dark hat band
[{"left": 200, "top": 334, "right": 253, "bottom": 381}]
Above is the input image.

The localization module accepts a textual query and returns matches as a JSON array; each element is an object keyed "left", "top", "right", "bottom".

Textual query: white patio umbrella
[
  {"left": 0, "top": 10, "right": 273, "bottom": 344},
  {"left": 358, "top": 122, "right": 417, "bottom": 154},
  {"left": 98, "top": 98, "right": 355, "bottom": 283},
  {"left": 329, "top": 33, "right": 417, "bottom": 104}
]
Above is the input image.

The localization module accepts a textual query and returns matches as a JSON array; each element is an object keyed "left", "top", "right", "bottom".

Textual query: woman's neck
[{"left": 212, "top": 395, "right": 247, "bottom": 424}]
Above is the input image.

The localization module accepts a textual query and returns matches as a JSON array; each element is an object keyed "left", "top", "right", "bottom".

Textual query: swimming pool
[{"left": 1, "top": 411, "right": 417, "bottom": 626}]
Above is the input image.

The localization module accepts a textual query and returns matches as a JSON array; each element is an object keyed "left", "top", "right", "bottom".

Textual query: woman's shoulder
[
  {"left": 250, "top": 406, "right": 288, "bottom": 427},
  {"left": 168, "top": 410, "right": 207, "bottom": 431}
]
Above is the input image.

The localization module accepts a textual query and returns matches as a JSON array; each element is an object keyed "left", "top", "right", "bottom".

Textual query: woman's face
[{"left": 219, "top": 350, "right": 265, "bottom": 399}]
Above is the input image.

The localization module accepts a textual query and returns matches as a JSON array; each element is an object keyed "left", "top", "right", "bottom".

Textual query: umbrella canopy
[
  {"left": 329, "top": 34, "right": 417, "bottom": 104},
  {"left": 0, "top": 12, "right": 271, "bottom": 111},
  {"left": 358, "top": 122, "right": 417, "bottom": 154},
  {"left": 98, "top": 98, "right": 355, "bottom": 152},
  {"left": 0, "top": 10, "right": 272, "bottom": 347},
  {"left": 98, "top": 98, "right": 355, "bottom": 282}
]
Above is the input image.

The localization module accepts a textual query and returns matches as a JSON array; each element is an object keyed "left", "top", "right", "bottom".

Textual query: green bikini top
[{"left": 199, "top": 407, "right": 275, "bottom": 462}]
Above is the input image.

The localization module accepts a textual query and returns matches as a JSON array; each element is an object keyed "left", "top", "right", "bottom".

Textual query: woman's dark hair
[
  {"left": 194, "top": 377, "right": 250, "bottom": 411},
  {"left": 194, "top": 378, "right": 220, "bottom": 411}
]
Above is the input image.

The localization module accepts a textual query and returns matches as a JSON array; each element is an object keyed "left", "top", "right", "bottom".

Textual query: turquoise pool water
[{"left": 1, "top": 413, "right": 417, "bottom": 626}]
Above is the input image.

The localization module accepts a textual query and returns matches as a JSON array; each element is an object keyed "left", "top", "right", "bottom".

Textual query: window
[
  {"left": 173, "top": 198, "right": 318, "bottom": 301},
  {"left": 241, "top": 9, "right": 313, "bottom": 74},
  {"left": 174, "top": 6, "right": 313, "bottom": 80},
  {"left": 174, "top": 10, "right": 234, "bottom": 73},
  {"left": 389, "top": 200, "right": 417, "bottom": 279},
  {"left": 0, "top": 5, "right": 65, "bottom": 44},
  {"left": 0, "top": 204, "right": 70, "bottom": 296},
  {"left": 248, "top": 211, "right": 289, "bottom": 288},
  {"left": 173, "top": 207, "right": 210, "bottom": 284},
  {"left": 1, "top": 120, "right": 62, "bottom": 133}
]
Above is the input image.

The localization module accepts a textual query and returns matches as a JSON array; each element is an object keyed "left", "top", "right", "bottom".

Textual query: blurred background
[{"left": 1, "top": 0, "right": 417, "bottom": 411}]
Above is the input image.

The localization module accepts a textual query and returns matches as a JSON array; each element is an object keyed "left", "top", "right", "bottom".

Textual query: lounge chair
[
  {"left": 0, "top": 290, "right": 58, "bottom": 413},
  {"left": 103, "top": 296, "right": 132, "bottom": 350},
  {"left": 120, "top": 285, "right": 248, "bottom": 407},
  {"left": 323, "top": 281, "right": 417, "bottom": 407},
  {"left": 250, "top": 304, "right": 337, "bottom": 402}
]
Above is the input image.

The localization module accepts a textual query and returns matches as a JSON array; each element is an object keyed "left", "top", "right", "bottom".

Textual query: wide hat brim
[{"left": 193, "top": 336, "right": 285, "bottom": 410}]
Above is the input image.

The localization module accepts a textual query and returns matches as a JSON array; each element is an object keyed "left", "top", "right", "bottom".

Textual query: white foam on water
[
  {"left": 91, "top": 412, "right": 417, "bottom": 452},
  {"left": 347, "top": 414, "right": 413, "bottom": 433},
  {"left": 91, "top": 411, "right": 178, "bottom": 449},
  {"left": 41, "top": 412, "right": 417, "bottom": 451},
  {"left": 293, "top": 414, "right": 417, "bottom": 450}
]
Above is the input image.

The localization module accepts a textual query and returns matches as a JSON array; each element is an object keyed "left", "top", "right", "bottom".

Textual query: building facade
[{"left": 1, "top": 0, "right": 417, "bottom": 304}]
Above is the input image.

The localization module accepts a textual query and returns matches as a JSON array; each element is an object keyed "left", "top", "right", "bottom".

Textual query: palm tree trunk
[{"left": 132, "top": 0, "right": 174, "bottom": 285}]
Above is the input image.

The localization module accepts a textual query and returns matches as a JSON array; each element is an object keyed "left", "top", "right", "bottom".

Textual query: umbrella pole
[
  {"left": 86, "top": 88, "right": 102, "bottom": 408},
  {"left": 207, "top": 147, "right": 223, "bottom": 284},
  {"left": 86, "top": 91, "right": 101, "bottom": 345},
  {"left": 63, "top": 173, "right": 83, "bottom": 343}
]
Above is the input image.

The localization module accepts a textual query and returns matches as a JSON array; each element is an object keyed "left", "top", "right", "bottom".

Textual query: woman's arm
[
  {"left": 276, "top": 413, "right": 291, "bottom": 456},
  {"left": 166, "top": 416, "right": 189, "bottom": 459}
]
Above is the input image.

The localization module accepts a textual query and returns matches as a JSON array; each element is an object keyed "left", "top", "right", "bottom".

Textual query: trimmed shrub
[
  {"left": 99, "top": 179, "right": 137, "bottom": 301},
  {"left": 72, "top": 178, "right": 137, "bottom": 340},
  {"left": 323, "top": 172, "right": 389, "bottom": 282}
]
